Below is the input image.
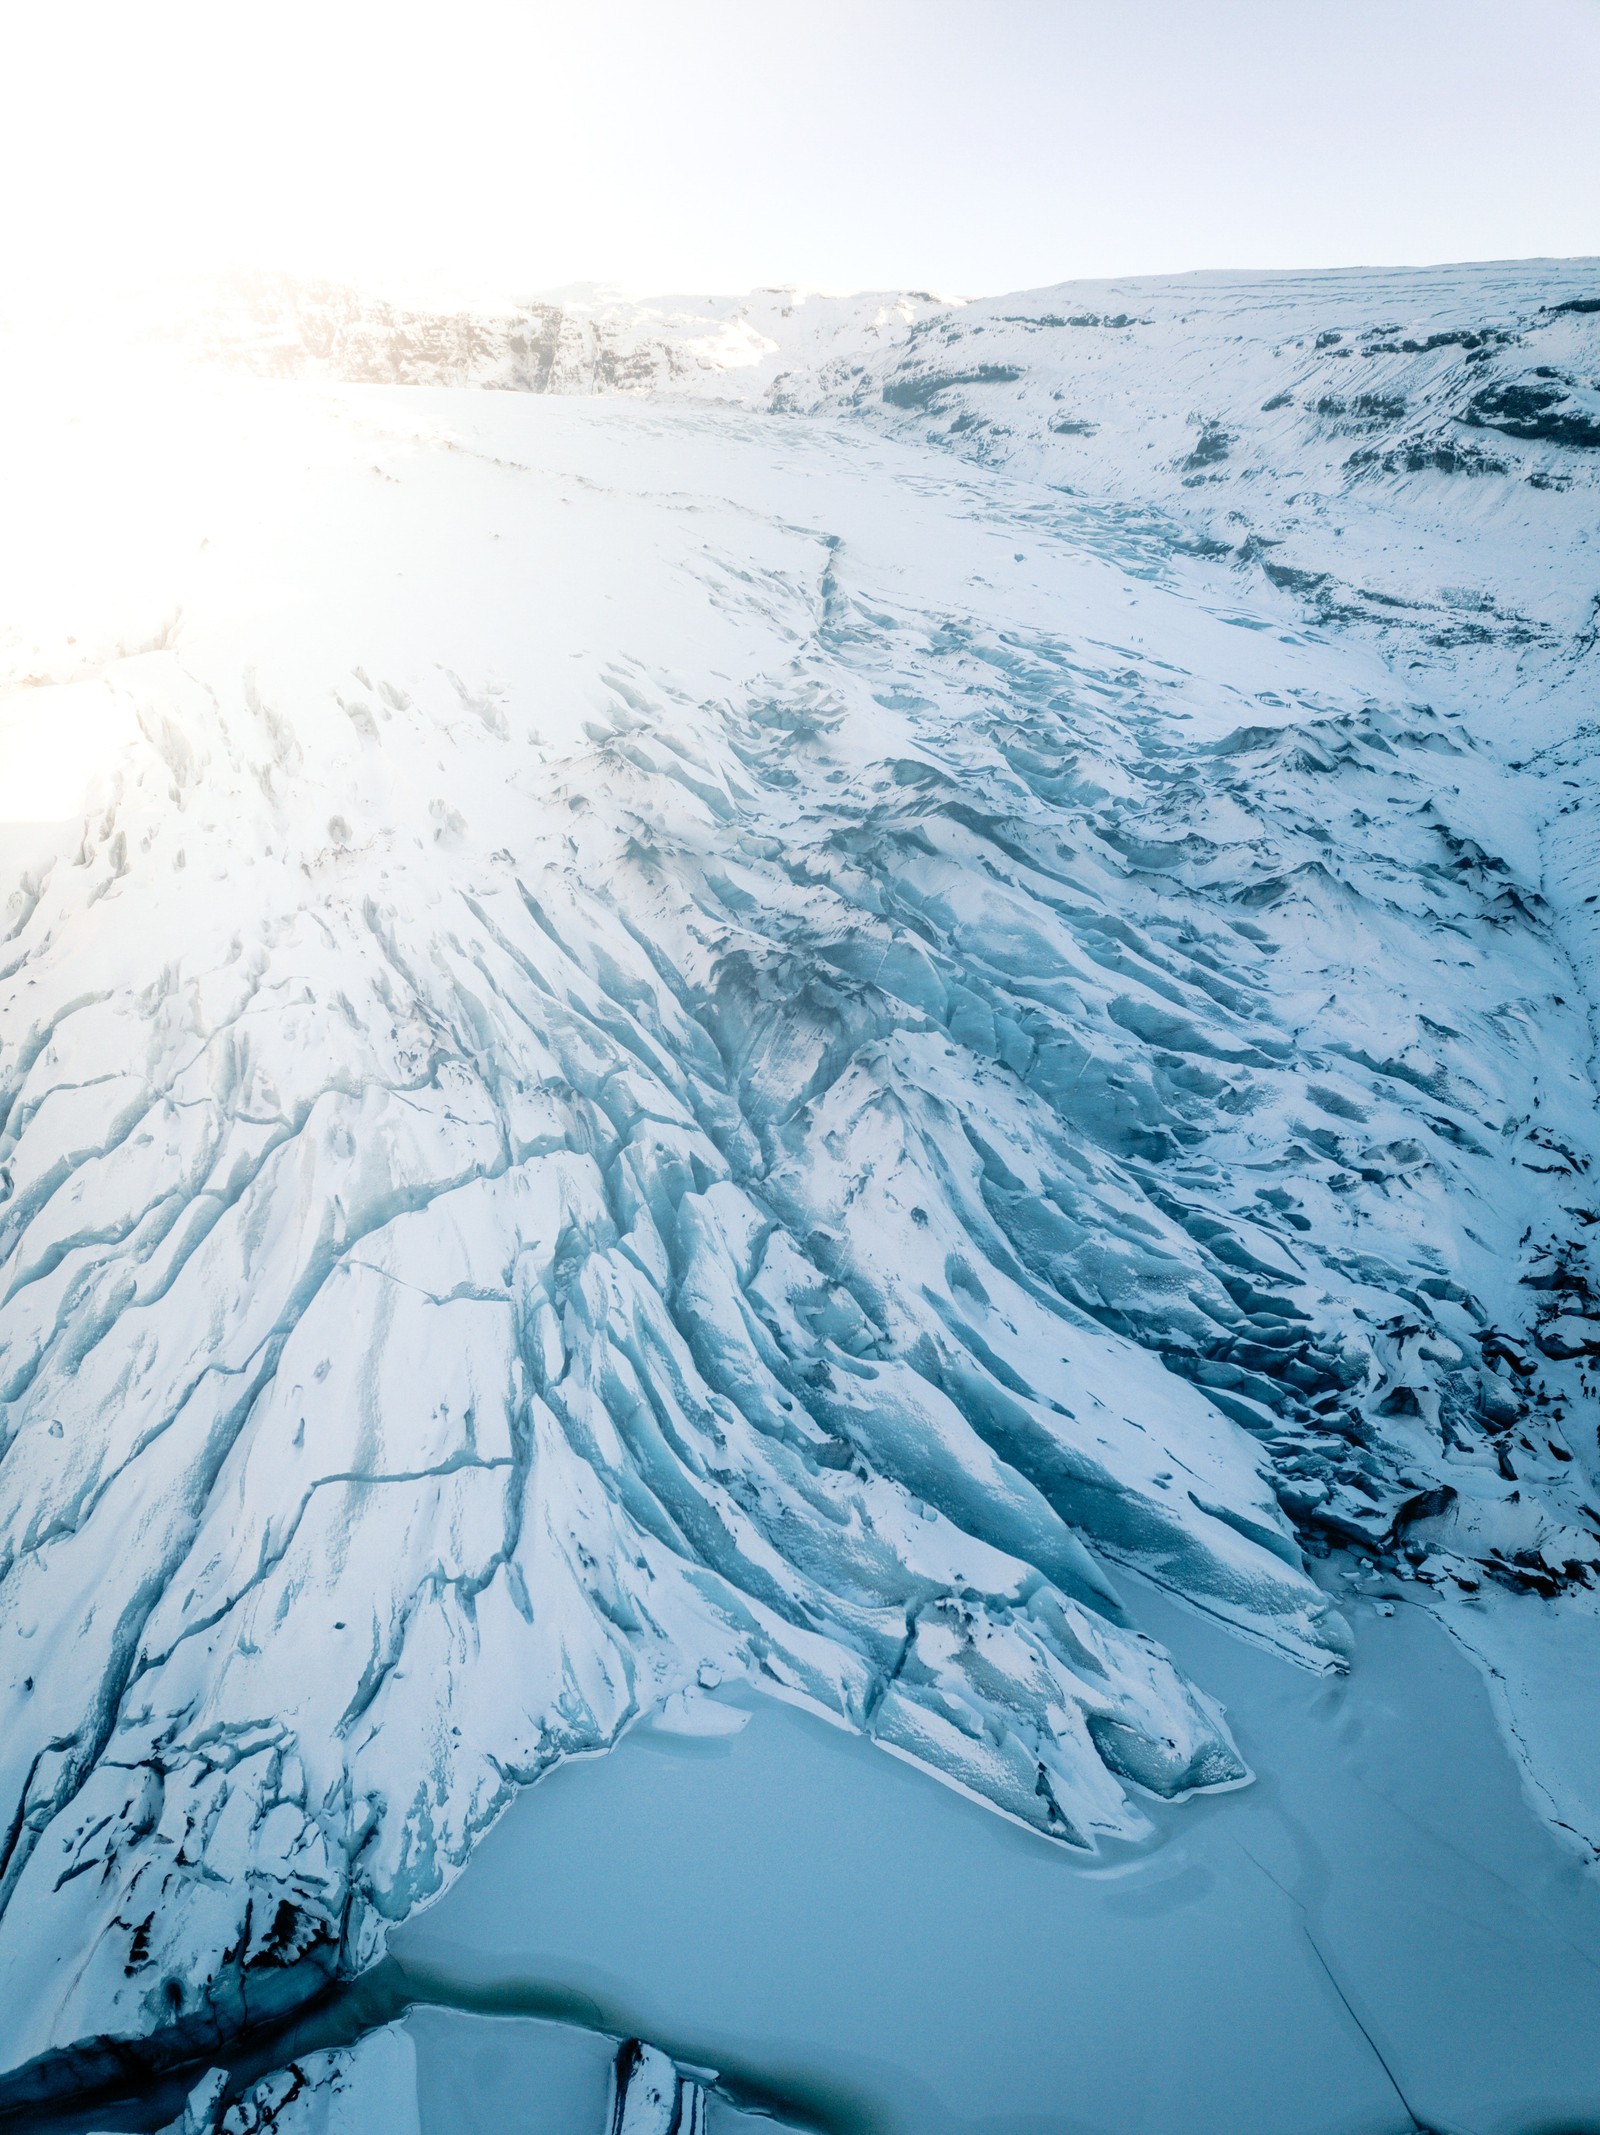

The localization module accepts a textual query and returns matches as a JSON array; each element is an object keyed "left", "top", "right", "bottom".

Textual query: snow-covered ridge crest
[
  {"left": 84, "top": 273, "right": 951, "bottom": 402},
  {"left": 0, "top": 264, "right": 1598, "bottom": 2106}
]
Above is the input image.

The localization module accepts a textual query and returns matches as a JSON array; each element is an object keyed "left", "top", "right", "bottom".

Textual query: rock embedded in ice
[
  {"left": 609, "top": 2040, "right": 704, "bottom": 2135},
  {"left": 1536, "top": 1315, "right": 1600, "bottom": 1360},
  {"left": 216, "top": 2028, "right": 421, "bottom": 2135}
]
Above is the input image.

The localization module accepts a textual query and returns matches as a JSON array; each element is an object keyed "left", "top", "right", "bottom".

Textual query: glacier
[{"left": 0, "top": 256, "right": 1598, "bottom": 2130}]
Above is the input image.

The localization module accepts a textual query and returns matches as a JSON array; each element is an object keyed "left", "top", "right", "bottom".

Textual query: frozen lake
[
  {"left": 379, "top": 1582, "right": 1600, "bottom": 2135},
  {"left": 14, "top": 1581, "right": 1600, "bottom": 2132}
]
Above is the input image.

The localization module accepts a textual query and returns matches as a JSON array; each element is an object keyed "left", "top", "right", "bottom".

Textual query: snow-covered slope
[
  {"left": 1, "top": 260, "right": 1598, "bottom": 2116},
  {"left": 799, "top": 259, "right": 1600, "bottom": 751}
]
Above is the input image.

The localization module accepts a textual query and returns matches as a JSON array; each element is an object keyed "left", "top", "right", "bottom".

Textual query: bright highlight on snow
[{"left": 0, "top": 258, "right": 1598, "bottom": 2133}]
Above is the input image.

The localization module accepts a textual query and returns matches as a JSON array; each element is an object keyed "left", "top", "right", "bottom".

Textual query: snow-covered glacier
[{"left": 1, "top": 258, "right": 1599, "bottom": 2131}]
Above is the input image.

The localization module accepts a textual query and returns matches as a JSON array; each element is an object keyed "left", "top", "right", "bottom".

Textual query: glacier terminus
[{"left": 0, "top": 257, "right": 1599, "bottom": 2133}]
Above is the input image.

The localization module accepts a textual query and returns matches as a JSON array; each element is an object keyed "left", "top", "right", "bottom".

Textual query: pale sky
[{"left": 6, "top": 0, "right": 1600, "bottom": 302}]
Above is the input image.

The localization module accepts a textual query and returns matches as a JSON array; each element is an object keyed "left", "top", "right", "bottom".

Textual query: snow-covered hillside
[{"left": 1, "top": 258, "right": 1598, "bottom": 2126}]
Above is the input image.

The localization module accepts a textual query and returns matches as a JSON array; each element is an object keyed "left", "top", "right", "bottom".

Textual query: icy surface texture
[
  {"left": 128, "top": 2024, "right": 777, "bottom": 2135},
  {"left": 1, "top": 258, "right": 1598, "bottom": 2095},
  {"left": 151, "top": 2027, "right": 420, "bottom": 2135}
]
